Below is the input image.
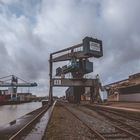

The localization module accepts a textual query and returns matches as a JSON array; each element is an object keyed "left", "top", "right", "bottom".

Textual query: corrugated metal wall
[{"left": 119, "top": 93, "right": 140, "bottom": 101}]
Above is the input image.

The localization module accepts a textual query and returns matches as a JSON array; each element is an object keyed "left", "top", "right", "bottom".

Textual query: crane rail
[
  {"left": 84, "top": 105, "right": 140, "bottom": 139},
  {"left": 61, "top": 104, "right": 106, "bottom": 140},
  {"left": 0, "top": 104, "right": 50, "bottom": 140}
]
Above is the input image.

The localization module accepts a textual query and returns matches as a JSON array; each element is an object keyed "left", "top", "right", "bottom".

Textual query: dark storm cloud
[{"left": 0, "top": 0, "right": 140, "bottom": 96}]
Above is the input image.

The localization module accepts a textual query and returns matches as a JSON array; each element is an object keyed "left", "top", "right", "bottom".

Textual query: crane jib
[{"left": 0, "top": 83, "right": 37, "bottom": 87}]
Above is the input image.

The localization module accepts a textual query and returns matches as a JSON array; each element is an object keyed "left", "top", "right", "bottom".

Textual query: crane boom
[
  {"left": 0, "top": 75, "right": 37, "bottom": 87},
  {"left": 0, "top": 82, "right": 37, "bottom": 87}
]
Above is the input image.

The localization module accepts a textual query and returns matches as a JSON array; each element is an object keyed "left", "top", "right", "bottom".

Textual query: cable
[{"left": 0, "top": 75, "right": 13, "bottom": 79}]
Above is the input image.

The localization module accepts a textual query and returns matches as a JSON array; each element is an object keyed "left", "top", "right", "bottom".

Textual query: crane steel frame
[{"left": 49, "top": 37, "right": 103, "bottom": 104}]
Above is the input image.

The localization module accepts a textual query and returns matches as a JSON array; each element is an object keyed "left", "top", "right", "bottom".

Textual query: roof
[
  {"left": 105, "top": 78, "right": 128, "bottom": 87},
  {"left": 17, "top": 93, "right": 32, "bottom": 95}
]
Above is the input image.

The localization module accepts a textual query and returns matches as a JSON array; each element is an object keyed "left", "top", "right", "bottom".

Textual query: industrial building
[
  {"left": 66, "top": 87, "right": 85, "bottom": 103},
  {"left": 0, "top": 90, "right": 36, "bottom": 102},
  {"left": 106, "top": 72, "right": 140, "bottom": 102},
  {"left": 0, "top": 90, "right": 10, "bottom": 102},
  {"left": 17, "top": 93, "right": 36, "bottom": 101}
]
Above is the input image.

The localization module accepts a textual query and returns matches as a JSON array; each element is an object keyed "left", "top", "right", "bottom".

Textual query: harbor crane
[
  {"left": 0, "top": 75, "right": 37, "bottom": 100},
  {"left": 49, "top": 36, "right": 105, "bottom": 104}
]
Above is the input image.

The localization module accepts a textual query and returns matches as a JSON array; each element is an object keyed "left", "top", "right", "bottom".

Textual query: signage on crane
[{"left": 89, "top": 41, "right": 101, "bottom": 52}]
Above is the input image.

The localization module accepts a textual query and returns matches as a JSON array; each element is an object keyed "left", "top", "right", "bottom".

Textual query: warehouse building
[
  {"left": 106, "top": 73, "right": 140, "bottom": 102},
  {"left": 17, "top": 93, "right": 36, "bottom": 101}
]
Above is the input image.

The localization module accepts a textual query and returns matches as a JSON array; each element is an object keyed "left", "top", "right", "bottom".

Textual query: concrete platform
[
  {"left": 94, "top": 102, "right": 140, "bottom": 115},
  {"left": 107, "top": 102, "right": 140, "bottom": 109}
]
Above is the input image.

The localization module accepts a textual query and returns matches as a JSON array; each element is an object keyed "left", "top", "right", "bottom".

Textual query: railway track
[
  {"left": 91, "top": 105, "right": 140, "bottom": 121},
  {"left": 9, "top": 106, "right": 49, "bottom": 140},
  {"left": 61, "top": 103, "right": 139, "bottom": 140},
  {"left": 62, "top": 104, "right": 106, "bottom": 140},
  {"left": 94, "top": 106, "right": 140, "bottom": 130},
  {"left": 83, "top": 105, "right": 140, "bottom": 140},
  {"left": 0, "top": 104, "right": 51, "bottom": 140}
]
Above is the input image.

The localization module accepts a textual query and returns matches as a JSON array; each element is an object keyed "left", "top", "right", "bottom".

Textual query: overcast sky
[{"left": 0, "top": 0, "right": 140, "bottom": 97}]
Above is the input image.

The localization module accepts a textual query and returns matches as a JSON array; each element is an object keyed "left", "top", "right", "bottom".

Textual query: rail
[
  {"left": 62, "top": 104, "right": 106, "bottom": 140},
  {"left": 9, "top": 105, "right": 50, "bottom": 140},
  {"left": 84, "top": 105, "right": 140, "bottom": 139},
  {"left": 0, "top": 102, "right": 56, "bottom": 140}
]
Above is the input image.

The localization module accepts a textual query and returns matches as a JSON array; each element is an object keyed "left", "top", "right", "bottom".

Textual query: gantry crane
[
  {"left": 0, "top": 75, "right": 37, "bottom": 101},
  {"left": 49, "top": 36, "right": 104, "bottom": 104}
]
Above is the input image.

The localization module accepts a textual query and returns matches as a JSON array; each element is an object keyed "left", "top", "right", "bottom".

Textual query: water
[{"left": 0, "top": 102, "right": 41, "bottom": 126}]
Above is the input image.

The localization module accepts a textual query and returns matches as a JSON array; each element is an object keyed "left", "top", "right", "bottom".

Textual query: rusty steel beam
[
  {"left": 51, "top": 43, "right": 82, "bottom": 55},
  {"left": 52, "top": 51, "right": 90, "bottom": 62},
  {"left": 51, "top": 78, "right": 98, "bottom": 87},
  {"left": 49, "top": 54, "right": 53, "bottom": 103}
]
